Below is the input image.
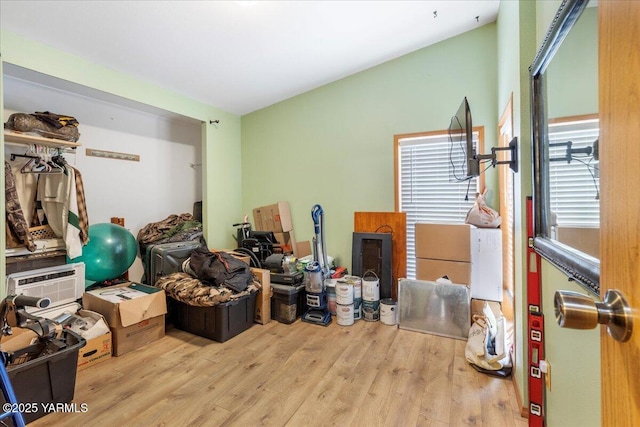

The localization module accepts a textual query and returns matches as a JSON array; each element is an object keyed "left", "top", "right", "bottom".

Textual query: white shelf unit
[{"left": 4, "top": 129, "right": 81, "bottom": 148}]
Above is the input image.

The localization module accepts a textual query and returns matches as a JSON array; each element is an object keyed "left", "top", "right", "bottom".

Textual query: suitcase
[{"left": 143, "top": 241, "right": 202, "bottom": 286}]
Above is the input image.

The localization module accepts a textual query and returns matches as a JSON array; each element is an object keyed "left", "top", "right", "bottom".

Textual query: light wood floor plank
[
  {"left": 420, "top": 362, "right": 454, "bottom": 424},
  {"left": 478, "top": 374, "right": 521, "bottom": 426},
  {"left": 26, "top": 318, "right": 526, "bottom": 427},
  {"left": 353, "top": 327, "right": 418, "bottom": 425},
  {"left": 383, "top": 342, "right": 431, "bottom": 426},
  {"left": 450, "top": 372, "right": 482, "bottom": 426}
]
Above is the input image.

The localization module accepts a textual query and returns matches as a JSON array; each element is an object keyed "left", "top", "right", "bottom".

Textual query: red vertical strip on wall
[{"left": 526, "top": 197, "right": 545, "bottom": 427}]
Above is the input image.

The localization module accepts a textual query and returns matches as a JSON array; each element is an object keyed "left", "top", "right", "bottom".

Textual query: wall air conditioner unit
[{"left": 6, "top": 263, "right": 85, "bottom": 314}]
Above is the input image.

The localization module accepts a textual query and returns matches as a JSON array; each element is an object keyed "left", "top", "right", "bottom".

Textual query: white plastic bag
[{"left": 465, "top": 190, "right": 502, "bottom": 228}]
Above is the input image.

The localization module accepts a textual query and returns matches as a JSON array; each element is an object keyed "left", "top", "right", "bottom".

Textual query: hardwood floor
[{"left": 31, "top": 318, "right": 527, "bottom": 427}]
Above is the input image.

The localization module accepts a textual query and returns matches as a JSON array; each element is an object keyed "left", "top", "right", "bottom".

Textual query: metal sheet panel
[{"left": 398, "top": 278, "right": 470, "bottom": 340}]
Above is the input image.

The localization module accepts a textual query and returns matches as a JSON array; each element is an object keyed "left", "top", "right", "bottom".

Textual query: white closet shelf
[{"left": 3, "top": 129, "right": 81, "bottom": 148}]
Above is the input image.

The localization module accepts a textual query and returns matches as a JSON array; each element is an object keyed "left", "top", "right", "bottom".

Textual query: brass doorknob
[{"left": 554, "top": 289, "right": 632, "bottom": 342}]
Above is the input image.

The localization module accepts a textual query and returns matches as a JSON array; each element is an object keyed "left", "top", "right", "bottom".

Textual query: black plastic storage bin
[
  {"left": 169, "top": 291, "right": 257, "bottom": 342},
  {"left": 1, "top": 330, "right": 85, "bottom": 425},
  {"left": 271, "top": 283, "right": 306, "bottom": 324}
]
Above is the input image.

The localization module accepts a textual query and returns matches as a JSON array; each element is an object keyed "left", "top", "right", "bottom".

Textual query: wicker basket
[{"left": 29, "top": 225, "right": 58, "bottom": 240}]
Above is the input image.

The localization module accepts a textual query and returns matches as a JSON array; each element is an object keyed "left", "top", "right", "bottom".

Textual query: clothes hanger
[
  {"left": 14, "top": 154, "right": 40, "bottom": 174},
  {"left": 15, "top": 146, "right": 64, "bottom": 174}
]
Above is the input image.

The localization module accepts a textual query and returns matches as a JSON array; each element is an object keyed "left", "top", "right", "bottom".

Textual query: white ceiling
[{"left": 0, "top": 1, "right": 500, "bottom": 116}]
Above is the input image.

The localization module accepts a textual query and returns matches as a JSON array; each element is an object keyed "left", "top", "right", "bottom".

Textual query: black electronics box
[{"left": 270, "top": 271, "right": 303, "bottom": 286}]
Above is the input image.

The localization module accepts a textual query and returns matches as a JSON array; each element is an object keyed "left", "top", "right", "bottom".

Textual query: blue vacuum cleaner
[{"left": 301, "top": 204, "right": 332, "bottom": 326}]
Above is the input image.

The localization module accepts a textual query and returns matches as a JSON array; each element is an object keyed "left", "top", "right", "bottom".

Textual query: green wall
[
  {"left": 497, "top": 0, "right": 537, "bottom": 416},
  {"left": 241, "top": 23, "right": 499, "bottom": 270},
  {"left": 541, "top": 268, "right": 601, "bottom": 427},
  {"left": 547, "top": 7, "right": 598, "bottom": 118}
]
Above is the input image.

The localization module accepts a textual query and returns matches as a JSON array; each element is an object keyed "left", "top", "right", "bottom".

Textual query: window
[
  {"left": 548, "top": 116, "right": 600, "bottom": 227},
  {"left": 395, "top": 128, "right": 483, "bottom": 279}
]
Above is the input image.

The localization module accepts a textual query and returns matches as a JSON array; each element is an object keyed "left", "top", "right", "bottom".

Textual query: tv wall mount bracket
[{"left": 476, "top": 136, "right": 518, "bottom": 173}]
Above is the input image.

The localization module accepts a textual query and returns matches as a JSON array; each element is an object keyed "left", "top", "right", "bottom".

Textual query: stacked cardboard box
[
  {"left": 415, "top": 223, "right": 472, "bottom": 285},
  {"left": 83, "top": 282, "right": 167, "bottom": 356},
  {"left": 253, "top": 201, "right": 300, "bottom": 257},
  {"left": 76, "top": 310, "right": 112, "bottom": 370},
  {"left": 414, "top": 223, "right": 502, "bottom": 301}
]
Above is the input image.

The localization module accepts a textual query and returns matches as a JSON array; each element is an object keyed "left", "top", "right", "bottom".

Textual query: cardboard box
[
  {"left": 82, "top": 282, "right": 167, "bottom": 356},
  {"left": 76, "top": 310, "right": 112, "bottom": 371},
  {"left": 252, "top": 268, "right": 272, "bottom": 324},
  {"left": 273, "top": 231, "right": 292, "bottom": 246},
  {"left": 296, "top": 240, "right": 312, "bottom": 258},
  {"left": 253, "top": 201, "right": 293, "bottom": 233},
  {"left": 415, "top": 258, "right": 470, "bottom": 285},
  {"left": 273, "top": 230, "right": 299, "bottom": 257},
  {"left": 415, "top": 223, "right": 471, "bottom": 262},
  {"left": 0, "top": 327, "right": 39, "bottom": 354}
]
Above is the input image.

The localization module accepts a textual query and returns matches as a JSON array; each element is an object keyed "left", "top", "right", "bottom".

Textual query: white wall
[{"left": 3, "top": 75, "right": 201, "bottom": 282}]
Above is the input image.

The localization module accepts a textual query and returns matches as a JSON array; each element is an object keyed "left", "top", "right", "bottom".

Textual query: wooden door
[{"left": 599, "top": 1, "right": 640, "bottom": 425}]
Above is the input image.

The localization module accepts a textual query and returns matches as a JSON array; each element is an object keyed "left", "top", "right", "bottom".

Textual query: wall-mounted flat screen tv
[{"left": 448, "top": 97, "right": 479, "bottom": 178}]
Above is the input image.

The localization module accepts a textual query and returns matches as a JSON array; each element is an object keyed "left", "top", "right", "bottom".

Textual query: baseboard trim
[{"left": 512, "top": 374, "right": 529, "bottom": 418}]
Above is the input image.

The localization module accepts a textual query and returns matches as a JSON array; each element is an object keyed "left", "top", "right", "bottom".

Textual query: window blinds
[
  {"left": 548, "top": 118, "right": 600, "bottom": 227},
  {"left": 398, "top": 132, "right": 478, "bottom": 278}
]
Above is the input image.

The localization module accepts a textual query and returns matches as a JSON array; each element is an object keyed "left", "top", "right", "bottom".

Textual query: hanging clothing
[
  {"left": 37, "top": 167, "right": 86, "bottom": 259},
  {"left": 5, "top": 161, "right": 36, "bottom": 252},
  {"left": 71, "top": 166, "right": 90, "bottom": 245},
  {"left": 9, "top": 158, "right": 38, "bottom": 227}
]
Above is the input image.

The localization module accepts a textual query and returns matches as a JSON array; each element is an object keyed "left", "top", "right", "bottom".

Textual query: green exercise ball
[{"left": 71, "top": 223, "right": 137, "bottom": 284}]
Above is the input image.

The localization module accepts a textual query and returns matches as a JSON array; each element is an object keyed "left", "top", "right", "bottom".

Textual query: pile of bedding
[
  {"left": 155, "top": 272, "right": 259, "bottom": 307},
  {"left": 137, "top": 213, "right": 204, "bottom": 257}
]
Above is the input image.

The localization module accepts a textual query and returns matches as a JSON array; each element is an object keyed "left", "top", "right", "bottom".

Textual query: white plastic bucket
[
  {"left": 380, "top": 298, "right": 397, "bottom": 325},
  {"left": 336, "top": 303, "right": 354, "bottom": 326}
]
